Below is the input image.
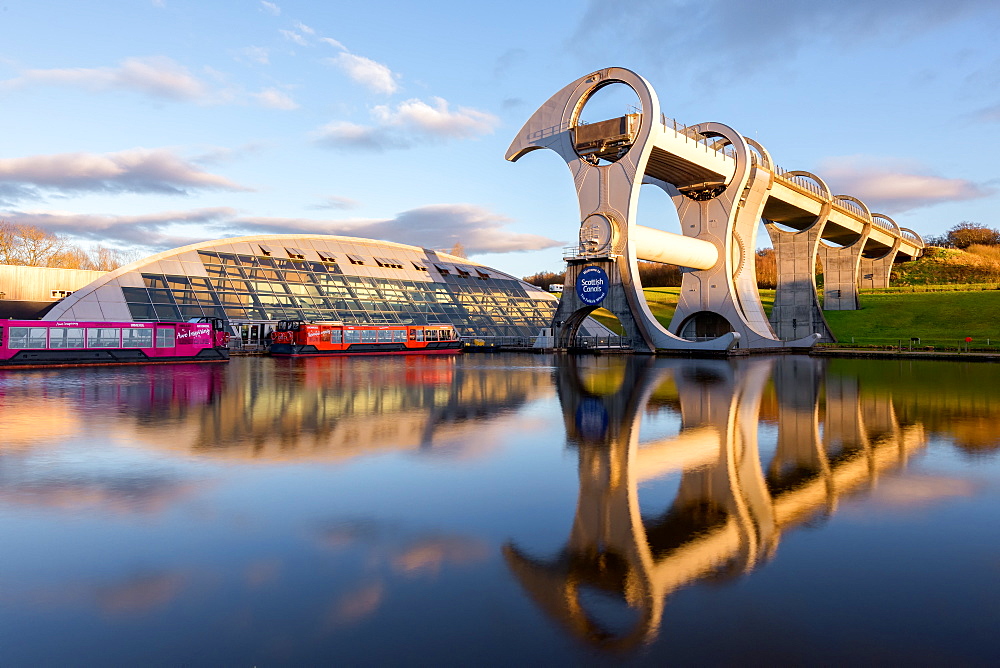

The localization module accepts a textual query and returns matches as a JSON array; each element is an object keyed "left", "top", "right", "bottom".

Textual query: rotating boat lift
[{"left": 507, "top": 67, "right": 924, "bottom": 353}]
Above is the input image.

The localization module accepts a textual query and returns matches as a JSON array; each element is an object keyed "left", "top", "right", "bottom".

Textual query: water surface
[{"left": 1, "top": 354, "right": 998, "bottom": 665}]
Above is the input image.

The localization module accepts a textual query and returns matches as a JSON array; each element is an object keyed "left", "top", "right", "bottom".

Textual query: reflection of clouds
[
  {"left": 0, "top": 469, "right": 205, "bottom": 515},
  {"left": 1, "top": 569, "right": 190, "bottom": 615},
  {"left": 316, "top": 520, "right": 490, "bottom": 628},
  {"left": 328, "top": 582, "right": 385, "bottom": 626},
  {"left": 97, "top": 571, "right": 189, "bottom": 615},
  {"left": 423, "top": 415, "right": 551, "bottom": 461},
  {"left": 318, "top": 519, "right": 383, "bottom": 550},
  {"left": 0, "top": 398, "right": 79, "bottom": 448},
  {"left": 392, "top": 536, "right": 489, "bottom": 576},
  {"left": 847, "top": 475, "right": 977, "bottom": 513},
  {"left": 244, "top": 559, "right": 282, "bottom": 588}
]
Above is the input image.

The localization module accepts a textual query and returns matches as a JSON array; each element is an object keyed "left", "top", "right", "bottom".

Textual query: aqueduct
[{"left": 507, "top": 67, "right": 925, "bottom": 352}]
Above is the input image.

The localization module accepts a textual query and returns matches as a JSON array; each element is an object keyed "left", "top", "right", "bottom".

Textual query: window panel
[
  {"left": 122, "top": 328, "right": 154, "bottom": 348},
  {"left": 156, "top": 328, "right": 175, "bottom": 348},
  {"left": 189, "top": 278, "right": 212, "bottom": 291},
  {"left": 147, "top": 289, "right": 174, "bottom": 303},
  {"left": 87, "top": 327, "right": 121, "bottom": 348},
  {"left": 127, "top": 303, "right": 157, "bottom": 320},
  {"left": 122, "top": 287, "right": 151, "bottom": 303},
  {"left": 49, "top": 327, "right": 85, "bottom": 349},
  {"left": 9, "top": 327, "right": 48, "bottom": 349},
  {"left": 153, "top": 304, "right": 182, "bottom": 321}
]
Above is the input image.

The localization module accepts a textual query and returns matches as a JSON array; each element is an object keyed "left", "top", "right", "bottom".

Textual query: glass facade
[{"left": 122, "top": 250, "right": 556, "bottom": 338}]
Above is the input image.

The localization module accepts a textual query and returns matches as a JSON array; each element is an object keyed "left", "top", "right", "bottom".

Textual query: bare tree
[
  {"left": 0, "top": 221, "right": 141, "bottom": 271},
  {"left": 448, "top": 241, "right": 468, "bottom": 259}
]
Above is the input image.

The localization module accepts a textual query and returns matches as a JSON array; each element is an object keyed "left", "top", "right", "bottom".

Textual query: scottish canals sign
[{"left": 576, "top": 266, "right": 609, "bottom": 306}]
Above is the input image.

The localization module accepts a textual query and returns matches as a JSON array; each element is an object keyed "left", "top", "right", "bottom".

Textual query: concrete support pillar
[
  {"left": 766, "top": 223, "right": 835, "bottom": 343},
  {"left": 817, "top": 235, "right": 868, "bottom": 311},
  {"left": 552, "top": 258, "right": 655, "bottom": 353},
  {"left": 858, "top": 246, "right": 899, "bottom": 290}
]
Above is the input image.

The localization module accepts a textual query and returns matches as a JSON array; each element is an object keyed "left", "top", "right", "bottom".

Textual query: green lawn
[
  {"left": 588, "top": 286, "right": 998, "bottom": 349},
  {"left": 822, "top": 290, "right": 1000, "bottom": 348},
  {"left": 591, "top": 287, "right": 775, "bottom": 334}
]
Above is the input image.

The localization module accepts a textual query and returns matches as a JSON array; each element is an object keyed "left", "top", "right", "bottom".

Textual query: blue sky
[{"left": 2, "top": 0, "right": 999, "bottom": 277}]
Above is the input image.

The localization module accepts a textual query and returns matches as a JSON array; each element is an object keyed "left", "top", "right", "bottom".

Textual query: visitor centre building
[{"left": 40, "top": 234, "right": 591, "bottom": 345}]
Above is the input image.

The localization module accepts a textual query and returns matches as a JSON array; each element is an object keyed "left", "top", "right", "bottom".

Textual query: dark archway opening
[{"left": 678, "top": 311, "right": 734, "bottom": 340}]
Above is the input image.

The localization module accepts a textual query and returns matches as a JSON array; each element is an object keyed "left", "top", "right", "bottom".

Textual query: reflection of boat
[
  {"left": 504, "top": 355, "right": 927, "bottom": 653},
  {"left": 0, "top": 319, "right": 230, "bottom": 369},
  {"left": 269, "top": 320, "right": 462, "bottom": 356}
]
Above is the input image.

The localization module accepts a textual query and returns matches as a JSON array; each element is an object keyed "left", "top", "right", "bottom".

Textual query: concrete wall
[{"left": 0, "top": 264, "right": 107, "bottom": 301}]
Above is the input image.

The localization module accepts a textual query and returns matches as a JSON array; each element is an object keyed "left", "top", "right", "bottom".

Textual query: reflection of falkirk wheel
[
  {"left": 507, "top": 67, "right": 924, "bottom": 353},
  {"left": 503, "top": 356, "right": 927, "bottom": 652},
  {"left": 504, "top": 356, "right": 779, "bottom": 650}
]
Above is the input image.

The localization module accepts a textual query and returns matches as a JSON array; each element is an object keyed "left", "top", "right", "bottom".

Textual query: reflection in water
[
  {"left": 505, "top": 355, "right": 928, "bottom": 652},
  {"left": 0, "top": 356, "right": 552, "bottom": 462},
  {"left": 1, "top": 354, "right": 998, "bottom": 664}
]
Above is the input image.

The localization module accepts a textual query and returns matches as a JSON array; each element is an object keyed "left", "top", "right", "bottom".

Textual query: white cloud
[
  {"left": 251, "top": 88, "right": 298, "bottom": 110},
  {"left": 2, "top": 56, "right": 207, "bottom": 100},
  {"left": 232, "top": 204, "right": 562, "bottom": 254},
  {"left": 330, "top": 53, "right": 399, "bottom": 95},
  {"left": 312, "top": 121, "right": 409, "bottom": 151},
  {"left": 320, "top": 37, "right": 346, "bottom": 51},
  {"left": 238, "top": 46, "right": 270, "bottom": 65},
  {"left": 259, "top": 1, "right": 280, "bottom": 16},
  {"left": 1, "top": 207, "right": 238, "bottom": 248},
  {"left": 819, "top": 156, "right": 993, "bottom": 213},
  {"left": 279, "top": 29, "right": 309, "bottom": 47},
  {"left": 310, "top": 195, "right": 361, "bottom": 210},
  {"left": 0, "top": 149, "right": 250, "bottom": 202},
  {"left": 313, "top": 98, "right": 498, "bottom": 151},
  {"left": 374, "top": 97, "right": 497, "bottom": 138},
  {"left": 573, "top": 0, "right": 1000, "bottom": 82},
  {"left": 0, "top": 204, "right": 562, "bottom": 255},
  {"left": 0, "top": 56, "right": 296, "bottom": 110},
  {"left": 294, "top": 22, "right": 315, "bottom": 35}
]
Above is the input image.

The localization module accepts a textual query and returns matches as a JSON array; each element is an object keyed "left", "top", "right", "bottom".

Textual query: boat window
[
  {"left": 49, "top": 327, "right": 85, "bottom": 349},
  {"left": 9, "top": 327, "right": 48, "bottom": 349},
  {"left": 426, "top": 329, "right": 439, "bottom": 341},
  {"left": 345, "top": 330, "right": 362, "bottom": 344},
  {"left": 414, "top": 329, "right": 424, "bottom": 342},
  {"left": 392, "top": 330, "right": 406, "bottom": 342},
  {"left": 156, "top": 327, "right": 176, "bottom": 348},
  {"left": 87, "top": 328, "right": 121, "bottom": 348},
  {"left": 330, "top": 329, "right": 343, "bottom": 344},
  {"left": 122, "top": 328, "right": 154, "bottom": 348},
  {"left": 361, "top": 329, "right": 378, "bottom": 343}
]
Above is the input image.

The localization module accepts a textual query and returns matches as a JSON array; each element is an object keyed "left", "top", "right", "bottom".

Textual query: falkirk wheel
[{"left": 506, "top": 67, "right": 924, "bottom": 353}]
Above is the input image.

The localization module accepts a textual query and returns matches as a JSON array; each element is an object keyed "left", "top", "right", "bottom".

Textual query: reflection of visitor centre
[{"left": 36, "top": 234, "right": 581, "bottom": 344}]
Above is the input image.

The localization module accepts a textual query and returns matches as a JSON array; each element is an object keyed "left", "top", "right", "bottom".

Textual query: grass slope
[
  {"left": 589, "top": 286, "right": 997, "bottom": 349},
  {"left": 822, "top": 289, "right": 1000, "bottom": 347},
  {"left": 591, "top": 288, "right": 776, "bottom": 334}
]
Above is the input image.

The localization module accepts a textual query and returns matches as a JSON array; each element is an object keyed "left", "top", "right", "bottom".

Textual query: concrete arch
[
  {"left": 784, "top": 170, "right": 831, "bottom": 200},
  {"left": 833, "top": 195, "right": 873, "bottom": 223},
  {"left": 871, "top": 213, "right": 902, "bottom": 236},
  {"left": 744, "top": 137, "right": 773, "bottom": 170}
]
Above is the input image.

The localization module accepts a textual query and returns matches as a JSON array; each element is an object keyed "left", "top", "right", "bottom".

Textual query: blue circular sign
[{"left": 576, "top": 266, "right": 609, "bottom": 306}]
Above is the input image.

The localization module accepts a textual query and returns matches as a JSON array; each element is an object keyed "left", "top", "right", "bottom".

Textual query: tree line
[{"left": 0, "top": 222, "right": 139, "bottom": 271}]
